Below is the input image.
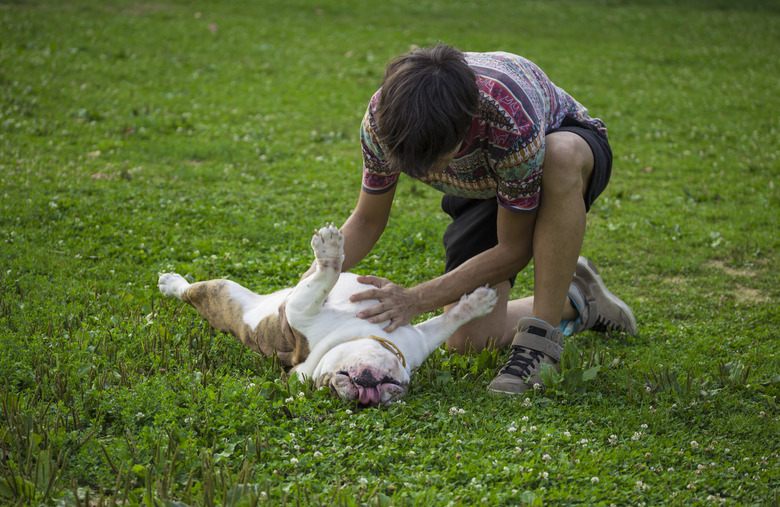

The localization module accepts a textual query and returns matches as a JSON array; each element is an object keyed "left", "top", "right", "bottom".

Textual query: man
[{"left": 291, "top": 44, "right": 636, "bottom": 394}]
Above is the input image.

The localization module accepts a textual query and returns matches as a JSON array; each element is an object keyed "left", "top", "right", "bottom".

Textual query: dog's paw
[
  {"left": 453, "top": 286, "right": 498, "bottom": 321},
  {"left": 158, "top": 272, "right": 190, "bottom": 300},
  {"left": 311, "top": 223, "right": 344, "bottom": 267}
]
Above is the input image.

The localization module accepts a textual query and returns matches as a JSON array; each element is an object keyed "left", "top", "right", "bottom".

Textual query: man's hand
[{"left": 350, "top": 276, "right": 419, "bottom": 332}]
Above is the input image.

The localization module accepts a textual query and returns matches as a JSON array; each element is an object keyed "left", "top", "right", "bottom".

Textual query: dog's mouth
[{"left": 335, "top": 370, "right": 404, "bottom": 406}]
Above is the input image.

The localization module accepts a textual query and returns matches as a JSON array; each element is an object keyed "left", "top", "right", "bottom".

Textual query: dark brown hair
[{"left": 376, "top": 44, "right": 478, "bottom": 178}]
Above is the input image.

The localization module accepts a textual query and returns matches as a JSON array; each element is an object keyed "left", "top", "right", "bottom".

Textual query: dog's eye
[{"left": 381, "top": 376, "right": 402, "bottom": 387}]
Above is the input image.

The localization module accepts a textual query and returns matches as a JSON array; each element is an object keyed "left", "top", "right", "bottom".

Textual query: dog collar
[{"left": 346, "top": 335, "right": 406, "bottom": 368}]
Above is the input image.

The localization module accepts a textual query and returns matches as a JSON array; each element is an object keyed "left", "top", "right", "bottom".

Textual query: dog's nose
[{"left": 352, "top": 369, "right": 380, "bottom": 388}]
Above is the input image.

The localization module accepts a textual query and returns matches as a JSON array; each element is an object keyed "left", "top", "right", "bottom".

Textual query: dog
[{"left": 158, "top": 224, "right": 497, "bottom": 406}]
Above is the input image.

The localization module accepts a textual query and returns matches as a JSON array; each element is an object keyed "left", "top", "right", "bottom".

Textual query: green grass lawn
[{"left": 1, "top": 0, "right": 778, "bottom": 504}]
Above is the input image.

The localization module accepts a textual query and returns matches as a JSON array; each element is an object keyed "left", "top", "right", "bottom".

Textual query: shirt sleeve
[{"left": 360, "top": 103, "right": 400, "bottom": 195}]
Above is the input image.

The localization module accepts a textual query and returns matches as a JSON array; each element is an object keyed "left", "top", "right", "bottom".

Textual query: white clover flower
[
  {"left": 358, "top": 477, "right": 368, "bottom": 485},
  {"left": 314, "top": 451, "right": 322, "bottom": 458},
  {"left": 533, "top": 383, "right": 541, "bottom": 390},
  {"left": 609, "top": 434, "right": 618, "bottom": 444},
  {"left": 290, "top": 458, "right": 298, "bottom": 465},
  {"left": 407, "top": 451, "right": 415, "bottom": 457},
  {"left": 540, "top": 471, "right": 548, "bottom": 480},
  {"left": 529, "top": 425, "right": 537, "bottom": 432},
  {"left": 632, "top": 432, "right": 642, "bottom": 441},
  {"left": 640, "top": 423, "right": 648, "bottom": 429},
  {"left": 591, "top": 477, "right": 599, "bottom": 483},
  {"left": 285, "top": 397, "right": 294, "bottom": 403},
  {"left": 690, "top": 441, "right": 699, "bottom": 449},
  {"left": 521, "top": 415, "right": 529, "bottom": 422},
  {"left": 298, "top": 391, "right": 305, "bottom": 398},
  {"left": 508, "top": 426, "right": 517, "bottom": 433},
  {"left": 542, "top": 454, "right": 551, "bottom": 461},
  {"left": 563, "top": 431, "right": 571, "bottom": 438}
]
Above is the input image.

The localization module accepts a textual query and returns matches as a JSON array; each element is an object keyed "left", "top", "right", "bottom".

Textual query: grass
[{"left": 1, "top": 0, "right": 779, "bottom": 504}]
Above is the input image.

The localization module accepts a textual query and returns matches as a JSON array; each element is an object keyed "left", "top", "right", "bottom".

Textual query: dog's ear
[{"left": 315, "top": 372, "right": 333, "bottom": 389}]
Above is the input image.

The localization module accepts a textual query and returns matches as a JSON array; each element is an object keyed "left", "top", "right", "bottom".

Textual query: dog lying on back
[{"left": 158, "top": 225, "right": 497, "bottom": 406}]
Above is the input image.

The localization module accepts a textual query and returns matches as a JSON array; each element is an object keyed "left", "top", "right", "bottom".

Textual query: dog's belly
[
  {"left": 240, "top": 288, "right": 292, "bottom": 329},
  {"left": 241, "top": 273, "right": 375, "bottom": 330}
]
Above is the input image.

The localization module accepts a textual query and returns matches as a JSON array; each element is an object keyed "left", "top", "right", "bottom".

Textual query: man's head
[{"left": 376, "top": 44, "right": 478, "bottom": 178}]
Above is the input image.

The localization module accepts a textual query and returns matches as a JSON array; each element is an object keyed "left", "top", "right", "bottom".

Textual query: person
[{"left": 286, "top": 44, "right": 636, "bottom": 395}]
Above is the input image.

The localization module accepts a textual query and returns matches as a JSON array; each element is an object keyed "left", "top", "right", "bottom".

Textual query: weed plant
[{"left": 1, "top": 0, "right": 778, "bottom": 505}]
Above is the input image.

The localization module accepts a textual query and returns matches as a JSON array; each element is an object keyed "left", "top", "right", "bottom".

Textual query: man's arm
[
  {"left": 340, "top": 186, "right": 396, "bottom": 271},
  {"left": 353, "top": 205, "right": 537, "bottom": 331}
]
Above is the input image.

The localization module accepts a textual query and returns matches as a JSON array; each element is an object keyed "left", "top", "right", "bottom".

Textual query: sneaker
[
  {"left": 567, "top": 256, "right": 638, "bottom": 335},
  {"left": 487, "top": 318, "right": 563, "bottom": 395}
]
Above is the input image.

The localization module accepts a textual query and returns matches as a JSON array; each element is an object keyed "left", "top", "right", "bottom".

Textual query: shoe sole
[
  {"left": 487, "top": 385, "right": 531, "bottom": 395},
  {"left": 577, "top": 256, "right": 638, "bottom": 335}
]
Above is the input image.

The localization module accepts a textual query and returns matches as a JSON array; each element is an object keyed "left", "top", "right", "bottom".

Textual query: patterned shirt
[{"left": 360, "top": 51, "right": 606, "bottom": 213}]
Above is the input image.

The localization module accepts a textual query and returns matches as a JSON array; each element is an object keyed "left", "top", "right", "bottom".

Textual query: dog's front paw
[
  {"left": 453, "top": 286, "right": 498, "bottom": 321},
  {"left": 311, "top": 223, "right": 344, "bottom": 268},
  {"left": 158, "top": 272, "right": 190, "bottom": 300}
]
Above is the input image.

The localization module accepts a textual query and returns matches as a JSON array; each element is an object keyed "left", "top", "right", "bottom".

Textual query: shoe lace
[
  {"left": 591, "top": 314, "right": 620, "bottom": 333},
  {"left": 500, "top": 345, "right": 543, "bottom": 378}
]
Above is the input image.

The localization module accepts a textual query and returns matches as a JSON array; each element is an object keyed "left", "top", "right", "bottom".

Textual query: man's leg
[
  {"left": 444, "top": 280, "right": 512, "bottom": 353},
  {"left": 531, "top": 131, "right": 594, "bottom": 326},
  {"left": 487, "top": 131, "right": 593, "bottom": 394}
]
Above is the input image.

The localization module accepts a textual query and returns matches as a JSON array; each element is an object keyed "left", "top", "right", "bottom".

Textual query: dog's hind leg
[
  {"left": 158, "top": 273, "right": 191, "bottom": 300},
  {"left": 285, "top": 224, "right": 344, "bottom": 326},
  {"left": 159, "top": 274, "right": 262, "bottom": 350}
]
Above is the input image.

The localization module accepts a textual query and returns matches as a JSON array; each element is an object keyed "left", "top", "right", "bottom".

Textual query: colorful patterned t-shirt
[{"left": 360, "top": 51, "right": 607, "bottom": 213}]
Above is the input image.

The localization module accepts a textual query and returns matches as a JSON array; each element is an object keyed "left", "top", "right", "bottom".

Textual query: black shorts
[{"left": 441, "top": 119, "right": 612, "bottom": 286}]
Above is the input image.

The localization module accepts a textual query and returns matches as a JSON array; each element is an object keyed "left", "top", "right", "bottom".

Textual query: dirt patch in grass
[
  {"left": 705, "top": 260, "right": 769, "bottom": 303},
  {"left": 705, "top": 260, "right": 757, "bottom": 278}
]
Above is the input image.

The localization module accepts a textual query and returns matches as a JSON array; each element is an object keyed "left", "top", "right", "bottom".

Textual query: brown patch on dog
[{"left": 182, "top": 280, "right": 310, "bottom": 368}]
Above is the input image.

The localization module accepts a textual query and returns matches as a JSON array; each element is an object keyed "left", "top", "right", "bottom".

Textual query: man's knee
[
  {"left": 543, "top": 132, "right": 594, "bottom": 197},
  {"left": 445, "top": 314, "right": 506, "bottom": 354}
]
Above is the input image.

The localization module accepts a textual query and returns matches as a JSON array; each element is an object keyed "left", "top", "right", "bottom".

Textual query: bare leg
[
  {"left": 445, "top": 281, "right": 512, "bottom": 353},
  {"left": 529, "top": 131, "right": 594, "bottom": 327}
]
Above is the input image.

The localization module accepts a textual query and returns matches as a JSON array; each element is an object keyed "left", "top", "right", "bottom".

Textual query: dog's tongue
[{"left": 358, "top": 386, "right": 381, "bottom": 405}]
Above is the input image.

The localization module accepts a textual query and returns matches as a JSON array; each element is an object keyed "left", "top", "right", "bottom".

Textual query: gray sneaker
[
  {"left": 488, "top": 318, "right": 563, "bottom": 395},
  {"left": 568, "top": 256, "right": 638, "bottom": 335}
]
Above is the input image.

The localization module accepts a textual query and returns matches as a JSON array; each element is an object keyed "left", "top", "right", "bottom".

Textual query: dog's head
[{"left": 314, "top": 337, "right": 410, "bottom": 407}]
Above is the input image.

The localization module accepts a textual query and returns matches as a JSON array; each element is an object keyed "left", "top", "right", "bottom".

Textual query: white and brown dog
[{"left": 158, "top": 225, "right": 497, "bottom": 406}]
